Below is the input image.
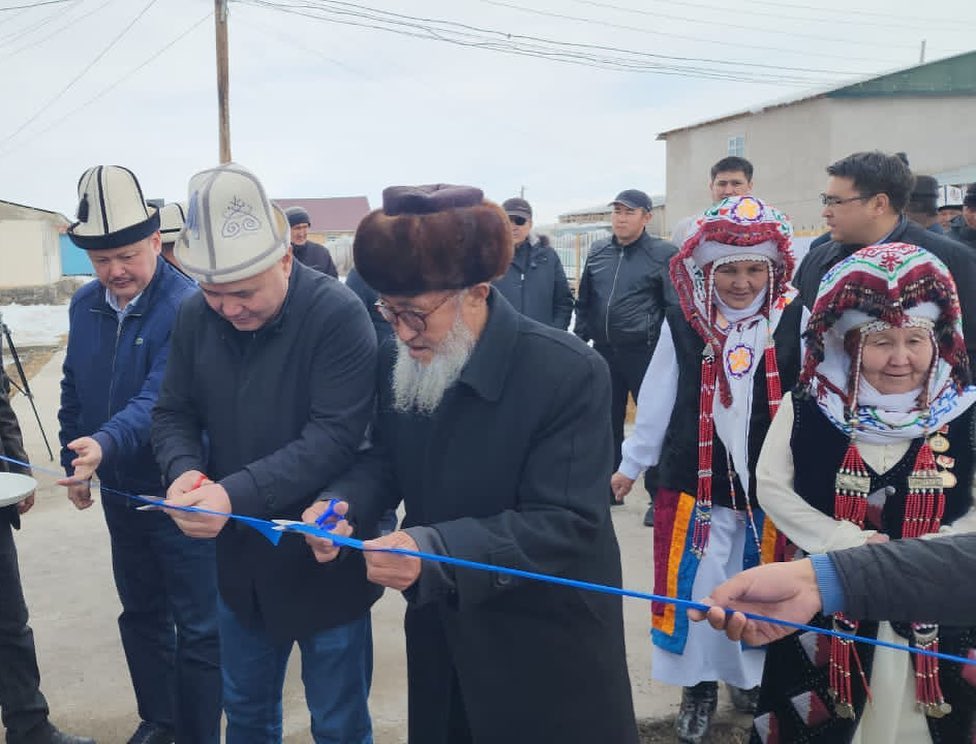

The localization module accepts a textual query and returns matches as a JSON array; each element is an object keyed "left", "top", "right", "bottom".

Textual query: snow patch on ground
[{"left": 0, "top": 304, "right": 70, "bottom": 348}]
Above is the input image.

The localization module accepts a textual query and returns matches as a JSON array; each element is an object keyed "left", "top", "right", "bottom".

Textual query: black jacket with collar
[
  {"left": 574, "top": 230, "right": 677, "bottom": 348},
  {"left": 151, "top": 261, "right": 380, "bottom": 640},
  {"left": 292, "top": 240, "right": 338, "bottom": 278},
  {"left": 794, "top": 218, "right": 976, "bottom": 359},
  {"left": 325, "top": 290, "right": 637, "bottom": 743},
  {"left": 492, "top": 235, "right": 574, "bottom": 330},
  {"left": 949, "top": 215, "right": 976, "bottom": 251}
]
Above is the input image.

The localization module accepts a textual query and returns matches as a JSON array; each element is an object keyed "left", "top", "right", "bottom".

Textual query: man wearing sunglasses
[
  {"left": 301, "top": 184, "right": 638, "bottom": 744},
  {"left": 794, "top": 151, "right": 976, "bottom": 361},
  {"left": 491, "top": 197, "right": 574, "bottom": 330}
]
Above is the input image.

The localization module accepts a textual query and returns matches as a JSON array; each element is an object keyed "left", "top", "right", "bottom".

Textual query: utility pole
[
  {"left": 519, "top": 185, "right": 525, "bottom": 198},
  {"left": 919, "top": 39, "right": 927, "bottom": 65},
  {"left": 215, "top": 0, "right": 231, "bottom": 163}
]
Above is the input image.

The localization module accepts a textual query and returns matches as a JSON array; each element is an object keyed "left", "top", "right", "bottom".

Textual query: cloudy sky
[{"left": 0, "top": 0, "right": 973, "bottom": 223}]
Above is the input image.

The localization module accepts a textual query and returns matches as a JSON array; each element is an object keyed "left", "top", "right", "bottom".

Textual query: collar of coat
[{"left": 456, "top": 288, "right": 519, "bottom": 403}]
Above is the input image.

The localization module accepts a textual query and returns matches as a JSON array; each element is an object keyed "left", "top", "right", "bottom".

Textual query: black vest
[
  {"left": 790, "top": 394, "right": 975, "bottom": 536},
  {"left": 657, "top": 300, "right": 802, "bottom": 507}
]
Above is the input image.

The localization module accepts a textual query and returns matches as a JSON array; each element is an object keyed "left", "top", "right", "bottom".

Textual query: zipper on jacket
[{"left": 605, "top": 246, "right": 624, "bottom": 344}]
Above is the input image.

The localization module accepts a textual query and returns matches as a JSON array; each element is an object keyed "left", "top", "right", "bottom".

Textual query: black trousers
[
  {"left": 0, "top": 520, "right": 51, "bottom": 743},
  {"left": 594, "top": 344, "right": 658, "bottom": 499}
]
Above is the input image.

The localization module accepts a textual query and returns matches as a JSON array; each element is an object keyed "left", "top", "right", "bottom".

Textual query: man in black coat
[
  {"left": 491, "top": 197, "right": 574, "bottom": 330},
  {"left": 284, "top": 206, "right": 339, "bottom": 278},
  {"left": 575, "top": 189, "right": 677, "bottom": 523},
  {"left": 949, "top": 183, "right": 976, "bottom": 251},
  {"left": 152, "top": 164, "right": 379, "bottom": 742},
  {"left": 301, "top": 184, "right": 638, "bottom": 744},
  {"left": 0, "top": 361, "right": 93, "bottom": 744},
  {"left": 795, "top": 152, "right": 976, "bottom": 361}
]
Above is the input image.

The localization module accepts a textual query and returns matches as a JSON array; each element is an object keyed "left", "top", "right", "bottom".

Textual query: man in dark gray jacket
[
  {"left": 491, "top": 197, "right": 573, "bottom": 330},
  {"left": 575, "top": 189, "right": 677, "bottom": 520},
  {"left": 152, "top": 164, "right": 379, "bottom": 743},
  {"left": 795, "top": 152, "right": 976, "bottom": 362},
  {"left": 690, "top": 535, "right": 976, "bottom": 645}
]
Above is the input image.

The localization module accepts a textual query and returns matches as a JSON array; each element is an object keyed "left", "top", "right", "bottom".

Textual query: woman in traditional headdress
[
  {"left": 611, "top": 195, "right": 799, "bottom": 743},
  {"left": 752, "top": 242, "right": 976, "bottom": 743}
]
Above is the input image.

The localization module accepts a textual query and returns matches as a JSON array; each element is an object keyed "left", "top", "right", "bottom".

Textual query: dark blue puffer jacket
[{"left": 58, "top": 257, "right": 197, "bottom": 495}]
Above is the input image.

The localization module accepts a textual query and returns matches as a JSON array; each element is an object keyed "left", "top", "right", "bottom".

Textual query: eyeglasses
[
  {"left": 820, "top": 193, "right": 877, "bottom": 207},
  {"left": 509, "top": 215, "right": 527, "bottom": 226},
  {"left": 374, "top": 291, "right": 459, "bottom": 333}
]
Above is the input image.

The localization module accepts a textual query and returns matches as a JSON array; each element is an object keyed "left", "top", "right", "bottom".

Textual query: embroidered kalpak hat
[
  {"left": 174, "top": 163, "right": 288, "bottom": 285},
  {"left": 67, "top": 165, "right": 160, "bottom": 250},
  {"left": 801, "top": 242, "right": 968, "bottom": 391},
  {"left": 158, "top": 202, "right": 187, "bottom": 247}
]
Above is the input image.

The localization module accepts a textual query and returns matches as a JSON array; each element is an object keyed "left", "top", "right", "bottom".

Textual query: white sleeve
[
  {"left": 619, "top": 319, "right": 678, "bottom": 480},
  {"left": 756, "top": 393, "right": 879, "bottom": 553}
]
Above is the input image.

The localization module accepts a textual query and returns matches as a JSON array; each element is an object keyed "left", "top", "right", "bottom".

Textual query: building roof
[
  {"left": 0, "top": 199, "right": 70, "bottom": 227},
  {"left": 273, "top": 196, "right": 371, "bottom": 232},
  {"left": 657, "top": 49, "right": 976, "bottom": 140}
]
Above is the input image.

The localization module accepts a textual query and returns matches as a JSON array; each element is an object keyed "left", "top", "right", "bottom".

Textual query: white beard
[{"left": 392, "top": 313, "right": 476, "bottom": 415}]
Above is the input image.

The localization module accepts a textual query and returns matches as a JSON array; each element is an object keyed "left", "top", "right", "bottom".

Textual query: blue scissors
[{"left": 314, "top": 498, "right": 345, "bottom": 532}]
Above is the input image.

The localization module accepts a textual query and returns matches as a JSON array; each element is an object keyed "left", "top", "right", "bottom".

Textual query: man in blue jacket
[{"left": 58, "top": 166, "right": 220, "bottom": 744}]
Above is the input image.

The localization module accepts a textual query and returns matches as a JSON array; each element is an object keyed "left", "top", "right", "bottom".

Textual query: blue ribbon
[{"left": 8, "top": 454, "right": 975, "bottom": 668}]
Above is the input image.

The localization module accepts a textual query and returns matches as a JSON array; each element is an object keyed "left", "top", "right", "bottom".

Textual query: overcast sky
[{"left": 0, "top": 0, "right": 972, "bottom": 224}]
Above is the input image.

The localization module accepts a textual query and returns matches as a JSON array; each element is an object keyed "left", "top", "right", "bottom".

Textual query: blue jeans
[
  {"left": 218, "top": 600, "right": 373, "bottom": 744},
  {"left": 102, "top": 495, "right": 221, "bottom": 742}
]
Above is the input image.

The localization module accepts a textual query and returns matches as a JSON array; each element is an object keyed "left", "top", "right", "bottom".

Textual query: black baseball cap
[
  {"left": 610, "top": 189, "right": 652, "bottom": 211},
  {"left": 502, "top": 197, "right": 532, "bottom": 220}
]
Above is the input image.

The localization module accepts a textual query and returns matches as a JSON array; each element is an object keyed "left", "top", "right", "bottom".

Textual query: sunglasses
[{"left": 509, "top": 215, "right": 527, "bottom": 226}]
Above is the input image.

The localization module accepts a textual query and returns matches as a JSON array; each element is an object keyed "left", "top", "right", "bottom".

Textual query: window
[{"left": 728, "top": 135, "right": 745, "bottom": 157}]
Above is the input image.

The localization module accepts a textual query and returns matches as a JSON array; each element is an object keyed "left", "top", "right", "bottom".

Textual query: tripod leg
[{"left": 2, "top": 324, "right": 54, "bottom": 461}]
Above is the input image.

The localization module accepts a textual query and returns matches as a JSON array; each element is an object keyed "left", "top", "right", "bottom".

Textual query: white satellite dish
[{"left": 0, "top": 472, "right": 37, "bottom": 508}]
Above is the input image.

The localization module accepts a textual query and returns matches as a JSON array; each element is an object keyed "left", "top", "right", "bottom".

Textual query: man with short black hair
[
  {"left": 708, "top": 156, "right": 753, "bottom": 204},
  {"left": 575, "top": 189, "right": 677, "bottom": 524},
  {"left": 794, "top": 151, "right": 976, "bottom": 359},
  {"left": 284, "top": 206, "right": 338, "bottom": 278}
]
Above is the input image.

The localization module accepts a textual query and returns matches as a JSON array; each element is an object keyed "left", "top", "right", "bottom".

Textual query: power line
[
  {"left": 1, "top": 0, "right": 118, "bottom": 59},
  {"left": 479, "top": 0, "right": 875, "bottom": 74},
  {"left": 0, "top": 0, "right": 158, "bottom": 148},
  {"left": 0, "top": 0, "right": 78, "bottom": 46},
  {"left": 0, "top": 0, "right": 72, "bottom": 11},
  {"left": 0, "top": 10, "right": 212, "bottom": 158},
  {"left": 238, "top": 0, "right": 844, "bottom": 85},
  {"left": 564, "top": 0, "right": 971, "bottom": 34}
]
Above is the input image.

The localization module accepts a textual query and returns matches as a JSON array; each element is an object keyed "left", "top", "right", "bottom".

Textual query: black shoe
[
  {"left": 728, "top": 684, "right": 760, "bottom": 713},
  {"left": 126, "top": 722, "right": 174, "bottom": 744},
  {"left": 19, "top": 723, "right": 95, "bottom": 744},
  {"left": 643, "top": 503, "right": 655, "bottom": 527},
  {"left": 675, "top": 681, "right": 718, "bottom": 744}
]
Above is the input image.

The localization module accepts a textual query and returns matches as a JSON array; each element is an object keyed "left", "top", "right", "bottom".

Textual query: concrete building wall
[
  {"left": 0, "top": 220, "right": 61, "bottom": 287},
  {"left": 663, "top": 94, "right": 976, "bottom": 235}
]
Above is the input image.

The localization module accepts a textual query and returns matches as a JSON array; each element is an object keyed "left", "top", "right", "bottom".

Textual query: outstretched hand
[{"left": 688, "top": 559, "right": 822, "bottom": 645}]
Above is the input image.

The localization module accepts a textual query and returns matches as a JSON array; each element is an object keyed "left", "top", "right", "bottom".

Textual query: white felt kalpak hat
[
  {"left": 174, "top": 163, "right": 288, "bottom": 284},
  {"left": 67, "top": 165, "right": 160, "bottom": 250},
  {"left": 158, "top": 202, "right": 187, "bottom": 246}
]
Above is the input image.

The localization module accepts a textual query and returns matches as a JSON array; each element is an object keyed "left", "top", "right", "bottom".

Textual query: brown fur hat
[{"left": 354, "top": 184, "right": 513, "bottom": 296}]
